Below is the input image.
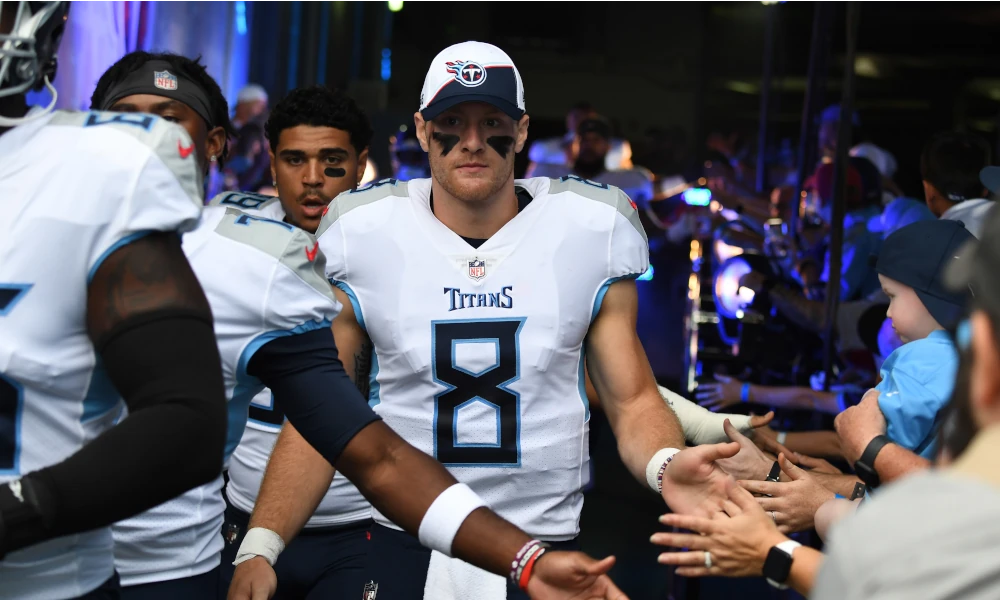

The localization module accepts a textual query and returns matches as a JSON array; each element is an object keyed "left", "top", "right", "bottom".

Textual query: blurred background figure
[
  {"left": 525, "top": 101, "right": 632, "bottom": 177},
  {"left": 232, "top": 83, "right": 269, "bottom": 130},
  {"left": 531, "top": 116, "right": 654, "bottom": 208},
  {"left": 389, "top": 124, "right": 430, "bottom": 181},
  {"left": 222, "top": 119, "right": 274, "bottom": 194}
]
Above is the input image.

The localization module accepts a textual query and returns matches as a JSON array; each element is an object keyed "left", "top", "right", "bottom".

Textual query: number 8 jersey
[{"left": 315, "top": 176, "right": 648, "bottom": 539}]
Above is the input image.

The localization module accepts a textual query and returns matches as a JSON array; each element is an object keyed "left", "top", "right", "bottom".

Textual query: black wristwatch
[
  {"left": 765, "top": 461, "right": 782, "bottom": 483},
  {"left": 849, "top": 481, "right": 867, "bottom": 500},
  {"left": 763, "top": 540, "right": 802, "bottom": 589},
  {"left": 853, "top": 434, "right": 892, "bottom": 490}
]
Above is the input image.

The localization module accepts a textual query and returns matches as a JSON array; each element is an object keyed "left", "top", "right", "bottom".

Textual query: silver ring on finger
[
  {"left": 770, "top": 511, "right": 776, "bottom": 522},
  {"left": 703, "top": 550, "right": 713, "bottom": 569}
]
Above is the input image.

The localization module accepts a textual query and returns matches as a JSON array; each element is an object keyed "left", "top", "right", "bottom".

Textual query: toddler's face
[{"left": 879, "top": 274, "right": 941, "bottom": 343}]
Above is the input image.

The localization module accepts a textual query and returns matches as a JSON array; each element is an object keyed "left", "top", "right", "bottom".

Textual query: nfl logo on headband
[{"left": 154, "top": 70, "right": 178, "bottom": 91}]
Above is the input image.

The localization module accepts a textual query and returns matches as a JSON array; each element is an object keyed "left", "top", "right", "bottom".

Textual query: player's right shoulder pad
[
  {"left": 214, "top": 208, "right": 335, "bottom": 303},
  {"left": 547, "top": 175, "right": 648, "bottom": 244},
  {"left": 48, "top": 110, "right": 203, "bottom": 209},
  {"left": 315, "top": 178, "right": 408, "bottom": 236},
  {"left": 208, "top": 190, "right": 282, "bottom": 213}
]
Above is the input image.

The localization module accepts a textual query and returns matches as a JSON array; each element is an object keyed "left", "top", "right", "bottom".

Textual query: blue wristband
[
  {"left": 741, "top": 382, "right": 751, "bottom": 403},
  {"left": 834, "top": 493, "right": 845, "bottom": 500}
]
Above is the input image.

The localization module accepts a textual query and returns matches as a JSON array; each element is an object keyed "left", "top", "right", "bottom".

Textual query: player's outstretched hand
[
  {"left": 526, "top": 551, "right": 629, "bottom": 600},
  {"left": 661, "top": 440, "right": 740, "bottom": 518},
  {"left": 227, "top": 556, "right": 278, "bottom": 600}
]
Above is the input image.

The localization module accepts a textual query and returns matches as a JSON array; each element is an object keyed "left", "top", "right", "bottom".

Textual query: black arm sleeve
[
  {"left": 6, "top": 310, "right": 228, "bottom": 554},
  {"left": 247, "top": 327, "right": 381, "bottom": 466}
]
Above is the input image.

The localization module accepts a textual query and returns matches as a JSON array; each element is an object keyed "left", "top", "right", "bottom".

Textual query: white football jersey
[
  {"left": 208, "top": 192, "right": 373, "bottom": 527},
  {"left": 316, "top": 176, "right": 648, "bottom": 539},
  {"left": 0, "top": 110, "right": 203, "bottom": 600},
  {"left": 112, "top": 205, "right": 340, "bottom": 585}
]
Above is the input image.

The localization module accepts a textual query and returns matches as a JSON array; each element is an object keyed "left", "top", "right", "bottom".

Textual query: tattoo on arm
[
  {"left": 87, "top": 232, "right": 211, "bottom": 343},
  {"left": 353, "top": 338, "right": 373, "bottom": 398}
]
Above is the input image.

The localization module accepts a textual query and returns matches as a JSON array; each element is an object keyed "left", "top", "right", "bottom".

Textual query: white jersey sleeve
[
  {"left": 112, "top": 206, "right": 342, "bottom": 586},
  {"left": 47, "top": 111, "right": 205, "bottom": 277},
  {"left": 0, "top": 110, "right": 203, "bottom": 599}
]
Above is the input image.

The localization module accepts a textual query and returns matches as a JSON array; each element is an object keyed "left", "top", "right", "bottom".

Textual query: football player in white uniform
[
  {"left": 230, "top": 41, "right": 742, "bottom": 600},
  {"left": 0, "top": 5, "right": 229, "bottom": 599},
  {"left": 216, "top": 87, "right": 379, "bottom": 598},
  {"left": 93, "top": 59, "right": 630, "bottom": 600}
]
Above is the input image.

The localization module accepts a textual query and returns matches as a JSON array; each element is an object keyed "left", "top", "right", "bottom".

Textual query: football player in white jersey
[
  {"left": 216, "top": 87, "right": 379, "bottom": 598},
  {"left": 0, "top": 4, "right": 230, "bottom": 599},
  {"left": 92, "top": 60, "right": 631, "bottom": 600},
  {"left": 231, "top": 41, "right": 743, "bottom": 600}
]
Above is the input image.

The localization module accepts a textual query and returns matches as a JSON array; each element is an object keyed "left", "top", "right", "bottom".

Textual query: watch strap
[{"left": 854, "top": 434, "right": 892, "bottom": 489}]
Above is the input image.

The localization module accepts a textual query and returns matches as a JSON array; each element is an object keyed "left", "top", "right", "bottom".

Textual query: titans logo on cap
[
  {"left": 154, "top": 70, "right": 178, "bottom": 91},
  {"left": 445, "top": 61, "right": 487, "bottom": 88}
]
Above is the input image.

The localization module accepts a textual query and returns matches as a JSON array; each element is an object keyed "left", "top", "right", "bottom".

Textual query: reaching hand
[
  {"left": 227, "top": 557, "right": 277, "bottom": 600},
  {"left": 652, "top": 484, "right": 787, "bottom": 578},
  {"left": 526, "top": 551, "right": 629, "bottom": 600},
  {"left": 661, "top": 441, "right": 740, "bottom": 518},
  {"left": 834, "top": 389, "right": 887, "bottom": 464},
  {"left": 695, "top": 374, "right": 744, "bottom": 411},
  {"left": 750, "top": 425, "right": 796, "bottom": 461},
  {"left": 737, "top": 453, "right": 835, "bottom": 534},
  {"left": 716, "top": 419, "right": 774, "bottom": 482},
  {"left": 787, "top": 452, "right": 842, "bottom": 475},
  {"left": 748, "top": 412, "right": 775, "bottom": 431}
]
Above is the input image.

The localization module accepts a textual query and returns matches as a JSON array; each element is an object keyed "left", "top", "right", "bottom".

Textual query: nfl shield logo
[
  {"left": 153, "top": 70, "right": 178, "bottom": 91},
  {"left": 468, "top": 258, "right": 486, "bottom": 280},
  {"left": 362, "top": 581, "right": 379, "bottom": 599}
]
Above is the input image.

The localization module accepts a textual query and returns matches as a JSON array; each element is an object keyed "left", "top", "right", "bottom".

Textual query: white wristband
[
  {"left": 776, "top": 431, "right": 788, "bottom": 445},
  {"left": 417, "top": 483, "right": 487, "bottom": 556},
  {"left": 645, "top": 448, "right": 681, "bottom": 493},
  {"left": 233, "top": 527, "right": 285, "bottom": 567}
]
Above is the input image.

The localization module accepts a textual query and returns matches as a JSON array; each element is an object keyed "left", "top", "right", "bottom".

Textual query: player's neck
[
  {"left": 431, "top": 177, "right": 518, "bottom": 240},
  {"left": 0, "top": 95, "right": 29, "bottom": 135}
]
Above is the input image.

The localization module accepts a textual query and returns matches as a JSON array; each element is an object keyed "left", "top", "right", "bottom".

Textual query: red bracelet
[{"left": 517, "top": 545, "right": 548, "bottom": 591}]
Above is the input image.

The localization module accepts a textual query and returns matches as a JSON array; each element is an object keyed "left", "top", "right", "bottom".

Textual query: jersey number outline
[
  {"left": 0, "top": 284, "right": 31, "bottom": 474},
  {"left": 431, "top": 318, "right": 525, "bottom": 467},
  {"left": 248, "top": 392, "right": 285, "bottom": 429}
]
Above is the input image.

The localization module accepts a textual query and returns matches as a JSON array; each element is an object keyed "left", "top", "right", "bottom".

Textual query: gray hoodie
[{"left": 940, "top": 198, "right": 994, "bottom": 239}]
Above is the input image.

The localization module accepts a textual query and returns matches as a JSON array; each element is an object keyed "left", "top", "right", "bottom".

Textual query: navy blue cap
[
  {"left": 875, "top": 219, "right": 974, "bottom": 328},
  {"left": 981, "top": 166, "right": 1000, "bottom": 195}
]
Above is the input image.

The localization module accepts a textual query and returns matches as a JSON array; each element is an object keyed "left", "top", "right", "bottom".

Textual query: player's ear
[
  {"left": 514, "top": 114, "right": 530, "bottom": 154},
  {"left": 414, "top": 112, "right": 430, "bottom": 152},
  {"left": 269, "top": 148, "right": 277, "bottom": 186},
  {"left": 355, "top": 147, "right": 369, "bottom": 186},
  {"left": 205, "top": 126, "right": 226, "bottom": 168}
]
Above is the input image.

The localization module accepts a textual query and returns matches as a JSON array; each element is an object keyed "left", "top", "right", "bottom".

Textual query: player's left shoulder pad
[
  {"left": 208, "top": 190, "right": 282, "bottom": 213},
  {"left": 49, "top": 110, "right": 203, "bottom": 209},
  {"left": 546, "top": 175, "right": 648, "bottom": 245},
  {"left": 214, "top": 207, "right": 336, "bottom": 304},
  {"left": 315, "top": 178, "right": 408, "bottom": 237}
]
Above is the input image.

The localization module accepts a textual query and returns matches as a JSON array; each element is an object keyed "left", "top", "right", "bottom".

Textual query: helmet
[{"left": 0, "top": 1, "right": 69, "bottom": 126}]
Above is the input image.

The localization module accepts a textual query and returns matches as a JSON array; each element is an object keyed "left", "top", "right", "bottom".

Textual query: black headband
[{"left": 98, "top": 60, "right": 215, "bottom": 128}]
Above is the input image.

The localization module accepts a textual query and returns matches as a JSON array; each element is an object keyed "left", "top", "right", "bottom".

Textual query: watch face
[{"left": 763, "top": 546, "right": 793, "bottom": 584}]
